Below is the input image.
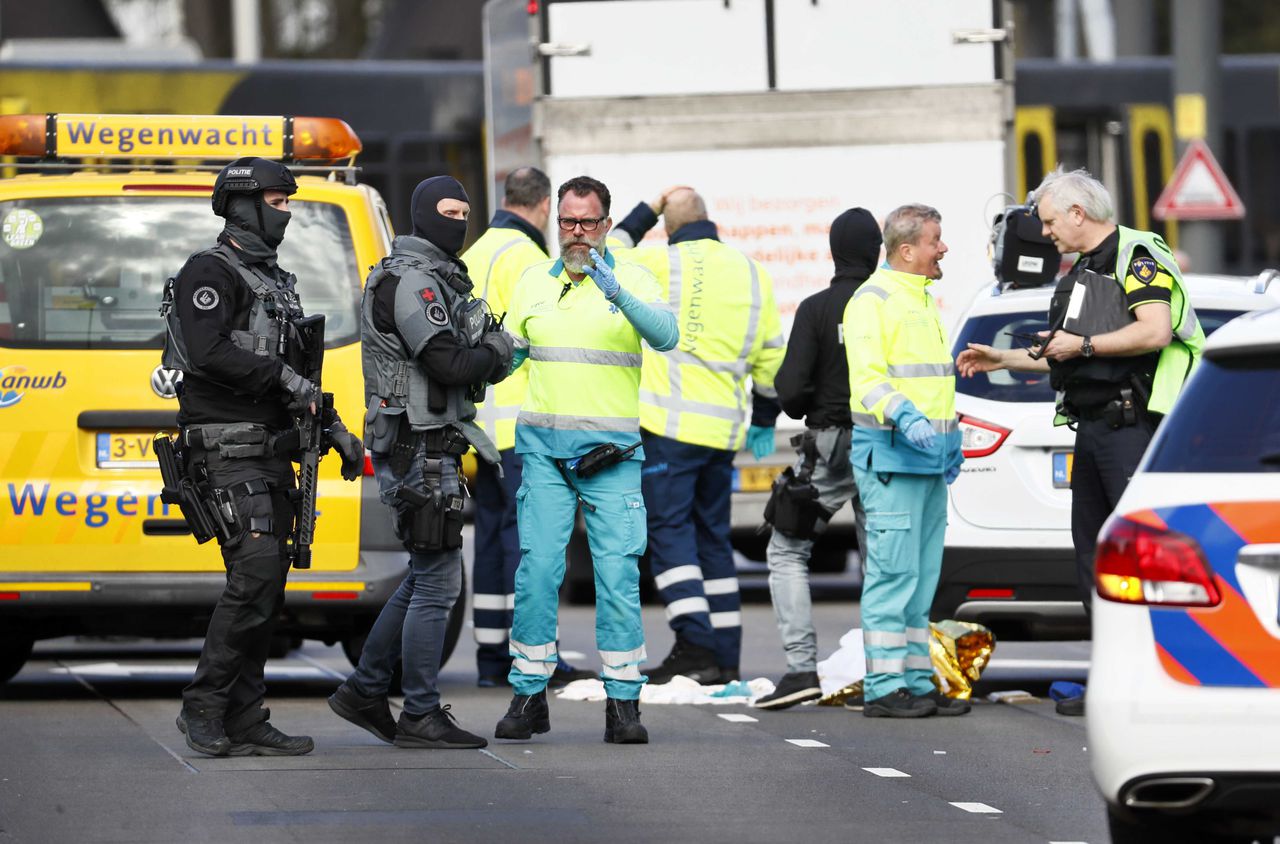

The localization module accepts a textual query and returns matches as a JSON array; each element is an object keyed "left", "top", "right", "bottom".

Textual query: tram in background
[{"left": 1014, "top": 55, "right": 1280, "bottom": 274}]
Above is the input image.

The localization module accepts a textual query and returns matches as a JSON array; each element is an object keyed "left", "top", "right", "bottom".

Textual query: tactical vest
[
  {"left": 361, "top": 237, "right": 499, "bottom": 464},
  {"left": 160, "top": 242, "right": 303, "bottom": 384}
]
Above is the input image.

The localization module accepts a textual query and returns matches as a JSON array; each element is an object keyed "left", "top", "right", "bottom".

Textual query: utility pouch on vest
[
  {"left": 571, "top": 442, "right": 640, "bottom": 479},
  {"left": 392, "top": 463, "right": 465, "bottom": 552},
  {"left": 763, "top": 431, "right": 829, "bottom": 540},
  {"left": 154, "top": 433, "right": 230, "bottom": 544}
]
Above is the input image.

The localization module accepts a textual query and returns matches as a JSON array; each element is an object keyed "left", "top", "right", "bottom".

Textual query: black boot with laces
[
  {"left": 494, "top": 690, "right": 551, "bottom": 740},
  {"left": 604, "top": 697, "right": 649, "bottom": 744}
]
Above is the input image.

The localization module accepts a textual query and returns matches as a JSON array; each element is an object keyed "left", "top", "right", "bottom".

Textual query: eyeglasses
[{"left": 558, "top": 216, "right": 605, "bottom": 232}]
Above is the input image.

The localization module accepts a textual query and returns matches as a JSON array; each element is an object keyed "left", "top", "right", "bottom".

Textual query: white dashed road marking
[
  {"left": 863, "top": 767, "right": 911, "bottom": 778},
  {"left": 786, "top": 739, "right": 829, "bottom": 748},
  {"left": 717, "top": 713, "right": 758, "bottom": 723},
  {"left": 950, "top": 802, "right": 1002, "bottom": 814}
]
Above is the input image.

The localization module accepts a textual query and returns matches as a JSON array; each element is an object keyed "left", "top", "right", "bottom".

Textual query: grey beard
[{"left": 561, "top": 246, "right": 591, "bottom": 274}]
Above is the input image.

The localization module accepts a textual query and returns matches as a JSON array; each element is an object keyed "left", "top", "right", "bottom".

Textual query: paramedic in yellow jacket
[
  {"left": 843, "top": 204, "right": 967, "bottom": 719},
  {"left": 609, "top": 187, "right": 785, "bottom": 685},
  {"left": 494, "top": 176, "right": 678, "bottom": 745},
  {"left": 461, "top": 166, "right": 591, "bottom": 689}
]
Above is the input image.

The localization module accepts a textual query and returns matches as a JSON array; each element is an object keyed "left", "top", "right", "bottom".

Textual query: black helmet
[{"left": 211, "top": 157, "right": 297, "bottom": 217}]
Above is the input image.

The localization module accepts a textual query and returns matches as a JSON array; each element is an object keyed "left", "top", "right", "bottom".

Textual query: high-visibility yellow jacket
[
  {"left": 507, "top": 249, "right": 678, "bottom": 459},
  {"left": 616, "top": 236, "right": 785, "bottom": 451},
  {"left": 461, "top": 216, "right": 549, "bottom": 451},
  {"left": 843, "top": 266, "right": 962, "bottom": 475}
]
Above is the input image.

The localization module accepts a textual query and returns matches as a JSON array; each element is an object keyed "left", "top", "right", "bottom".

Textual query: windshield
[
  {"left": 0, "top": 195, "right": 360, "bottom": 349},
  {"left": 951, "top": 307, "right": 1251, "bottom": 404},
  {"left": 1146, "top": 353, "right": 1280, "bottom": 473}
]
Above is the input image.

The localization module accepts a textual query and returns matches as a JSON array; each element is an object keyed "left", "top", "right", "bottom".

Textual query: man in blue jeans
[{"left": 327, "top": 176, "right": 515, "bottom": 748}]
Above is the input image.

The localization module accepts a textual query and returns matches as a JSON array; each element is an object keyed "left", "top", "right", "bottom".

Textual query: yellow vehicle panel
[{"left": 0, "top": 172, "right": 389, "bottom": 574}]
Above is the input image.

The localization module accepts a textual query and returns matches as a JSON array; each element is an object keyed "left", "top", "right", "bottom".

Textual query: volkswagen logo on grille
[{"left": 151, "top": 365, "right": 182, "bottom": 399}]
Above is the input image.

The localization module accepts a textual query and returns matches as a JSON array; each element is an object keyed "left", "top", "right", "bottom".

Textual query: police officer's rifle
[{"left": 291, "top": 314, "right": 326, "bottom": 570}]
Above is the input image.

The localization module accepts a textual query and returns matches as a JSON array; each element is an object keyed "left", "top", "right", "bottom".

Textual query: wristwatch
[{"left": 1081, "top": 336, "right": 1094, "bottom": 358}]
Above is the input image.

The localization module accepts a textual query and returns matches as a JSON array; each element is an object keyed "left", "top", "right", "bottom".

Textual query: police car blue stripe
[
  {"left": 1149, "top": 610, "right": 1266, "bottom": 687},
  {"left": 1158, "top": 504, "right": 1247, "bottom": 595}
]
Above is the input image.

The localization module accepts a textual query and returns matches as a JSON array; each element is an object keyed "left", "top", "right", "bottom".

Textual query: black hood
[
  {"left": 411, "top": 176, "right": 470, "bottom": 256},
  {"left": 830, "top": 207, "right": 882, "bottom": 284}
]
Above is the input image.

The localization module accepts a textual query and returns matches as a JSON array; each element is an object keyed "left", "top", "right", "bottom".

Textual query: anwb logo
[{"left": 0, "top": 366, "right": 68, "bottom": 408}]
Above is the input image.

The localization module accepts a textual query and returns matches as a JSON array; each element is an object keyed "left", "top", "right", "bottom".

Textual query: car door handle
[{"left": 1237, "top": 544, "right": 1280, "bottom": 569}]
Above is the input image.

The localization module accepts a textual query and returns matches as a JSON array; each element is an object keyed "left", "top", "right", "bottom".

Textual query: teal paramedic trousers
[{"left": 507, "top": 452, "right": 648, "bottom": 700}]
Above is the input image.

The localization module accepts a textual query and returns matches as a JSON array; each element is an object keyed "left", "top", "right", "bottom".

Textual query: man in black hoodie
[{"left": 753, "top": 207, "right": 881, "bottom": 710}]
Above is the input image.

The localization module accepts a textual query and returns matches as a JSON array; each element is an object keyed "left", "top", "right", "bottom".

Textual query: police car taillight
[
  {"left": 958, "top": 414, "right": 1010, "bottom": 458},
  {"left": 1095, "top": 516, "right": 1221, "bottom": 607}
]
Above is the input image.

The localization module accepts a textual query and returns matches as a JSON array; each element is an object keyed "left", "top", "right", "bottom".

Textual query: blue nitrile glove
[
  {"left": 583, "top": 248, "right": 620, "bottom": 299},
  {"left": 746, "top": 425, "right": 775, "bottom": 460},
  {"left": 945, "top": 464, "right": 961, "bottom": 485},
  {"left": 903, "top": 418, "right": 937, "bottom": 450}
]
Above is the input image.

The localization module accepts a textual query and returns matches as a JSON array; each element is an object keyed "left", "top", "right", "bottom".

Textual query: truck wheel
[
  {"left": 340, "top": 567, "right": 468, "bottom": 679},
  {"left": 0, "top": 634, "right": 34, "bottom": 685}
]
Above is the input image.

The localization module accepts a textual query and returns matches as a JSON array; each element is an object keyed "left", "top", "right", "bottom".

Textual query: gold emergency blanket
[{"left": 817, "top": 620, "right": 996, "bottom": 705}]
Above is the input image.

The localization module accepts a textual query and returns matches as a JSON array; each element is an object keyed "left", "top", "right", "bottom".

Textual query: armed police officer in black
[
  {"left": 165, "top": 157, "right": 364, "bottom": 757},
  {"left": 327, "top": 176, "right": 514, "bottom": 749}
]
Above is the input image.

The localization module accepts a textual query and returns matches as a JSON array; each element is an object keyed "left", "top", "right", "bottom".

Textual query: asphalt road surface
[{"left": 0, "top": 597, "right": 1110, "bottom": 844}]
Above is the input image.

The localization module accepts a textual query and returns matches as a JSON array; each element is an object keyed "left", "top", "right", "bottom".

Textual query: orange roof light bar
[{"left": 0, "top": 114, "right": 361, "bottom": 163}]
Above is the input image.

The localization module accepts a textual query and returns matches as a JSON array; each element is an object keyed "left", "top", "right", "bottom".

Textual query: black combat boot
[
  {"left": 914, "top": 689, "right": 972, "bottom": 716},
  {"left": 862, "top": 688, "right": 937, "bottom": 719},
  {"left": 395, "top": 705, "right": 487, "bottom": 749},
  {"left": 328, "top": 682, "right": 397, "bottom": 743},
  {"left": 643, "top": 638, "right": 720, "bottom": 685},
  {"left": 603, "top": 698, "right": 649, "bottom": 744},
  {"left": 176, "top": 709, "right": 231, "bottom": 757},
  {"left": 494, "top": 690, "right": 550, "bottom": 740},
  {"left": 227, "top": 721, "right": 315, "bottom": 756}
]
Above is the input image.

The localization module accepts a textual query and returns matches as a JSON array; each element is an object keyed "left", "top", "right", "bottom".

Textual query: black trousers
[
  {"left": 181, "top": 447, "right": 295, "bottom": 733},
  {"left": 1070, "top": 415, "right": 1157, "bottom": 611}
]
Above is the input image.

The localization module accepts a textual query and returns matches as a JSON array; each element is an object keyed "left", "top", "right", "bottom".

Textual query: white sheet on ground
[{"left": 555, "top": 675, "right": 776, "bottom": 705}]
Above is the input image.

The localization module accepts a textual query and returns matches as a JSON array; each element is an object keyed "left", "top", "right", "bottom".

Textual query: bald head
[{"left": 662, "top": 188, "right": 708, "bottom": 236}]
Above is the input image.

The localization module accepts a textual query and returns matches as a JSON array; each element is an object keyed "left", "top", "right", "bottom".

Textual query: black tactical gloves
[
  {"left": 279, "top": 364, "right": 319, "bottom": 413},
  {"left": 481, "top": 329, "right": 516, "bottom": 383}
]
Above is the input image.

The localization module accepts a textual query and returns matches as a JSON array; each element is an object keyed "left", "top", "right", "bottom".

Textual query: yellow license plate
[
  {"left": 736, "top": 464, "right": 785, "bottom": 493},
  {"left": 96, "top": 432, "right": 167, "bottom": 469}
]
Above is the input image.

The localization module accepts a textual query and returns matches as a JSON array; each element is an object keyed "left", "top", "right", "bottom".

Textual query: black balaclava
[
  {"left": 411, "top": 176, "right": 470, "bottom": 256},
  {"left": 829, "top": 207, "right": 882, "bottom": 284},
  {"left": 224, "top": 193, "right": 290, "bottom": 264}
]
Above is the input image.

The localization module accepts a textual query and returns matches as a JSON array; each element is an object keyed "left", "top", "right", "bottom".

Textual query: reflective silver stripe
[
  {"left": 472, "top": 593, "right": 513, "bottom": 611},
  {"left": 653, "top": 564, "right": 702, "bottom": 591},
  {"left": 851, "top": 412, "right": 890, "bottom": 429},
  {"left": 611, "top": 230, "right": 636, "bottom": 249},
  {"left": 859, "top": 382, "right": 897, "bottom": 410},
  {"left": 754, "top": 384, "right": 778, "bottom": 399},
  {"left": 763, "top": 333, "right": 785, "bottom": 349},
  {"left": 513, "top": 335, "right": 529, "bottom": 350},
  {"left": 905, "top": 655, "right": 933, "bottom": 670},
  {"left": 853, "top": 284, "right": 890, "bottom": 301},
  {"left": 906, "top": 627, "right": 931, "bottom": 644},
  {"left": 1176, "top": 301, "right": 1200, "bottom": 341},
  {"left": 530, "top": 346, "right": 643, "bottom": 368},
  {"left": 729, "top": 258, "right": 762, "bottom": 447},
  {"left": 710, "top": 610, "right": 741, "bottom": 628},
  {"left": 482, "top": 237, "right": 523, "bottom": 300},
  {"left": 930, "top": 418, "right": 959, "bottom": 434},
  {"left": 664, "top": 245, "right": 684, "bottom": 438},
  {"left": 509, "top": 639, "right": 557, "bottom": 661},
  {"left": 864, "top": 630, "right": 908, "bottom": 648},
  {"left": 665, "top": 350, "right": 750, "bottom": 376},
  {"left": 512, "top": 658, "right": 556, "bottom": 677},
  {"left": 866, "top": 657, "right": 905, "bottom": 674},
  {"left": 703, "top": 577, "right": 739, "bottom": 596},
  {"left": 474, "top": 401, "right": 521, "bottom": 427},
  {"left": 887, "top": 362, "right": 955, "bottom": 378},
  {"left": 517, "top": 410, "right": 639, "bottom": 432},
  {"left": 639, "top": 390, "right": 741, "bottom": 422},
  {"left": 883, "top": 393, "right": 907, "bottom": 418},
  {"left": 601, "top": 664, "right": 642, "bottom": 681},
  {"left": 600, "top": 646, "right": 646, "bottom": 665},
  {"left": 474, "top": 628, "right": 508, "bottom": 645},
  {"left": 664, "top": 596, "right": 710, "bottom": 619}
]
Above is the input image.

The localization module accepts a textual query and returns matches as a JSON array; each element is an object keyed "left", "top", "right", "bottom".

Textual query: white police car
[
  {"left": 937, "top": 270, "right": 1280, "bottom": 637},
  {"left": 1087, "top": 305, "right": 1280, "bottom": 843}
]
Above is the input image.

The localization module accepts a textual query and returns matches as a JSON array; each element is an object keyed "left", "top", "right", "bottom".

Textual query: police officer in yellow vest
[
  {"left": 609, "top": 187, "right": 785, "bottom": 684},
  {"left": 844, "top": 204, "right": 967, "bottom": 719},
  {"left": 958, "top": 168, "right": 1204, "bottom": 715},
  {"left": 494, "top": 176, "right": 678, "bottom": 744},
  {"left": 461, "top": 166, "right": 592, "bottom": 689}
]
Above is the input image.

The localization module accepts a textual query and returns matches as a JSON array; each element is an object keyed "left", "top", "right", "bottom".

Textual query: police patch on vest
[
  {"left": 425, "top": 301, "right": 449, "bottom": 326},
  {"left": 193, "top": 286, "right": 220, "bottom": 310},
  {"left": 1131, "top": 256, "right": 1158, "bottom": 284}
]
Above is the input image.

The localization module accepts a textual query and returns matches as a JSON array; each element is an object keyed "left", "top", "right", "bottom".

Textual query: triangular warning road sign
[{"left": 1153, "top": 140, "right": 1245, "bottom": 221}]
